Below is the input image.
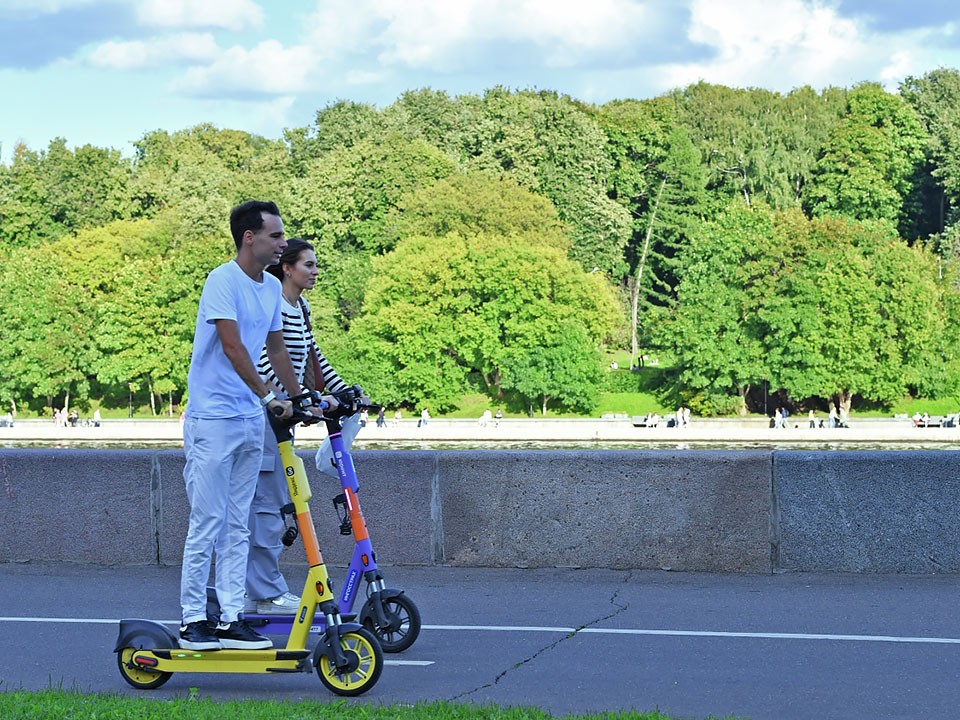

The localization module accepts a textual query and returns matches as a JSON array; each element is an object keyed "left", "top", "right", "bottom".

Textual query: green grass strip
[{"left": 0, "top": 689, "right": 742, "bottom": 720}]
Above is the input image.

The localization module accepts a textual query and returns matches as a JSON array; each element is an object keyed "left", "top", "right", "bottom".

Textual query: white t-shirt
[{"left": 186, "top": 260, "right": 283, "bottom": 419}]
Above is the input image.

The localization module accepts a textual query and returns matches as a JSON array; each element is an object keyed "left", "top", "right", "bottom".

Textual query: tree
[
  {"left": 770, "top": 214, "right": 946, "bottom": 411},
  {"left": 804, "top": 82, "right": 928, "bottom": 232},
  {"left": 669, "top": 82, "right": 845, "bottom": 211},
  {"left": 0, "top": 138, "right": 134, "bottom": 248},
  {"left": 0, "top": 218, "right": 175, "bottom": 413},
  {"left": 342, "top": 232, "right": 619, "bottom": 413},
  {"left": 97, "top": 226, "right": 230, "bottom": 414},
  {"left": 0, "top": 143, "right": 60, "bottom": 247},
  {"left": 453, "top": 88, "right": 633, "bottom": 277},
  {"left": 658, "top": 202, "right": 948, "bottom": 415},
  {"left": 900, "top": 68, "right": 960, "bottom": 240},
  {"left": 287, "top": 132, "right": 457, "bottom": 255},
  {"left": 655, "top": 202, "right": 778, "bottom": 414},
  {"left": 594, "top": 98, "right": 708, "bottom": 366},
  {"left": 383, "top": 171, "right": 569, "bottom": 250},
  {"left": 131, "top": 124, "right": 292, "bottom": 240}
]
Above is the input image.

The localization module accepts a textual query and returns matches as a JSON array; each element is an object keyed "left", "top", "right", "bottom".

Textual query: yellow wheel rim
[
  {"left": 117, "top": 648, "right": 171, "bottom": 689},
  {"left": 317, "top": 631, "right": 381, "bottom": 695}
]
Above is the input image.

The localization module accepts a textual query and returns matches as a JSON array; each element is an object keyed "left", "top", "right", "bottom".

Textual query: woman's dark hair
[{"left": 266, "top": 237, "right": 315, "bottom": 281}]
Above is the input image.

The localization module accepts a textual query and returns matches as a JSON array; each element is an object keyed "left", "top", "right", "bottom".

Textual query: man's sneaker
[
  {"left": 179, "top": 620, "right": 221, "bottom": 650},
  {"left": 255, "top": 591, "right": 301, "bottom": 615},
  {"left": 216, "top": 620, "right": 273, "bottom": 649}
]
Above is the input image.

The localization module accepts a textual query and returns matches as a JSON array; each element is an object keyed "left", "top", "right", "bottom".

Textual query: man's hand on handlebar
[{"left": 266, "top": 397, "right": 294, "bottom": 419}]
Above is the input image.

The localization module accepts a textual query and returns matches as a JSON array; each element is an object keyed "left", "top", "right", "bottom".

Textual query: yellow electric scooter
[{"left": 114, "top": 393, "right": 383, "bottom": 696}]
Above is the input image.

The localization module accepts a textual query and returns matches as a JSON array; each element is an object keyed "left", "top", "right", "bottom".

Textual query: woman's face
[{"left": 285, "top": 249, "right": 319, "bottom": 293}]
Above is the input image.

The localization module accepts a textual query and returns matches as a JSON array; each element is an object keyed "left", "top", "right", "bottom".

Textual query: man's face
[{"left": 248, "top": 212, "right": 286, "bottom": 267}]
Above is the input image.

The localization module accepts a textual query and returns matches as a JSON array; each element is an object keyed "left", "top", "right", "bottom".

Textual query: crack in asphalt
[{"left": 447, "top": 571, "right": 633, "bottom": 703}]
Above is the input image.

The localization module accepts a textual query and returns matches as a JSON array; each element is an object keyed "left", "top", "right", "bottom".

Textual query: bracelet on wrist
[{"left": 259, "top": 390, "right": 277, "bottom": 407}]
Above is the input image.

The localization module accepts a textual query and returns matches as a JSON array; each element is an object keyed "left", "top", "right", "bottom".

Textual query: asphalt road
[{"left": 2, "top": 562, "right": 959, "bottom": 719}]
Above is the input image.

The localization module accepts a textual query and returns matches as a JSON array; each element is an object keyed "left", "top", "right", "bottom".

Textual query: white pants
[
  {"left": 180, "top": 414, "right": 264, "bottom": 625},
  {"left": 245, "top": 420, "right": 291, "bottom": 601}
]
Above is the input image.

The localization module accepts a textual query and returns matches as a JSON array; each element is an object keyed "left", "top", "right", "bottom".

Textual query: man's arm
[{"left": 215, "top": 320, "right": 292, "bottom": 418}]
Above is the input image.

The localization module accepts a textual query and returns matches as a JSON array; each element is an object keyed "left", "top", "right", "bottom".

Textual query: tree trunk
[
  {"left": 168, "top": 391, "right": 174, "bottom": 417},
  {"left": 541, "top": 396, "right": 550, "bottom": 416},
  {"left": 63, "top": 390, "right": 70, "bottom": 417},
  {"left": 631, "top": 178, "right": 666, "bottom": 370},
  {"left": 737, "top": 384, "right": 750, "bottom": 416},
  {"left": 837, "top": 390, "right": 853, "bottom": 417},
  {"left": 10, "top": 398, "right": 16, "bottom": 417},
  {"left": 148, "top": 380, "right": 157, "bottom": 417}
]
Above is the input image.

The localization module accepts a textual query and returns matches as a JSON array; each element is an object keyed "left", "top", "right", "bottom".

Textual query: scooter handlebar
[{"left": 329, "top": 385, "right": 381, "bottom": 417}]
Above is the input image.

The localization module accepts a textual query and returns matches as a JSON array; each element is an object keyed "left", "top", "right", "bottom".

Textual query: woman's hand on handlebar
[
  {"left": 267, "top": 397, "right": 294, "bottom": 419},
  {"left": 309, "top": 394, "right": 339, "bottom": 416}
]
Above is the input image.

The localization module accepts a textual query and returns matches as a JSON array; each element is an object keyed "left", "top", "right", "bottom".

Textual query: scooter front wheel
[
  {"left": 315, "top": 627, "right": 383, "bottom": 696},
  {"left": 116, "top": 648, "right": 172, "bottom": 689},
  {"left": 363, "top": 592, "right": 421, "bottom": 653}
]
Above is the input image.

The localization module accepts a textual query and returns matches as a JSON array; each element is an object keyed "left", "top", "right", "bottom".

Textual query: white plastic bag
[{"left": 314, "top": 411, "right": 362, "bottom": 479}]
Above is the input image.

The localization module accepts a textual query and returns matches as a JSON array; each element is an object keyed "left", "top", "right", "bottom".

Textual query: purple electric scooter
[{"left": 244, "top": 386, "right": 421, "bottom": 653}]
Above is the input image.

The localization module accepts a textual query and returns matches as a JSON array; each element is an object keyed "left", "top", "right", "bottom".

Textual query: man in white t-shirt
[{"left": 179, "top": 200, "right": 303, "bottom": 652}]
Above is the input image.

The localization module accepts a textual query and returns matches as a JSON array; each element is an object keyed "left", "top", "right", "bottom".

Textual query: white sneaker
[{"left": 256, "top": 591, "right": 301, "bottom": 615}]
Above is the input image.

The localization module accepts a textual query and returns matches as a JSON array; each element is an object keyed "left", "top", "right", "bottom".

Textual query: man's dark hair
[{"left": 229, "top": 200, "right": 281, "bottom": 250}]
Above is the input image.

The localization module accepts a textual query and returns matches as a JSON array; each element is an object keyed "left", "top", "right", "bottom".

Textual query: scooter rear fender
[{"left": 115, "top": 619, "right": 178, "bottom": 652}]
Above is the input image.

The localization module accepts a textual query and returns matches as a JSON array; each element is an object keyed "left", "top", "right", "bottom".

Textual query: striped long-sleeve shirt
[{"left": 257, "top": 296, "right": 348, "bottom": 396}]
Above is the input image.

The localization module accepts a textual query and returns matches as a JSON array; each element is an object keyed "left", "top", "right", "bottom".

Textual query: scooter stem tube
[
  {"left": 276, "top": 436, "right": 340, "bottom": 651},
  {"left": 343, "top": 487, "right": 369, "bottom": 542},
  {"left": 277, "top": 439, "right": 321, "bottom": 566}
]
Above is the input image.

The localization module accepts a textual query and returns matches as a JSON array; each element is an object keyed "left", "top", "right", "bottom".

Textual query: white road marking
[
  {"left": 4, "top": 617, "right": 959, "bottom": 646},
  {"left": 422, "top": 624, "right": 960, "bottom": 645}
]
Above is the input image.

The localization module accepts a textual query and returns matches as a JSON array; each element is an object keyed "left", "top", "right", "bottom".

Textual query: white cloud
[
  {"left": 303, "top": 0, "right": 662, "bottom": 72},
  {"left": 133, "top": 0, "right": 265, "bottom": 31},
  {"left": 659, "top": 0, "right": 871, "bottom": 92},
  {"left": 171, "top": 39, "right": 315, "bottom": 97},
  {"left": 89, "top": 32, "right": 219, "bottom": 69}
]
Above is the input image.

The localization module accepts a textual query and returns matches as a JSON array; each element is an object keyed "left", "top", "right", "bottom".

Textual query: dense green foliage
[{"left": 4, "top": 72, "right": 960, "bottom": 418}]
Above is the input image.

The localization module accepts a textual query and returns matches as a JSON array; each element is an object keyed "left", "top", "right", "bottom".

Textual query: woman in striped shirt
[{"left": 245, "top": 238, "right": 352, "bottom": 615}]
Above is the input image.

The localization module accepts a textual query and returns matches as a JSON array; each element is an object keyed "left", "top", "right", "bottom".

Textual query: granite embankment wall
[{"left": 2, "top": 449, "right": 958, "bottom": 573}]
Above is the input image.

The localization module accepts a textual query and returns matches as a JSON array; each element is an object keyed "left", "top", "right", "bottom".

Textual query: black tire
[{"left": 363, "top": 592, "right": 421, "bottom": 653}]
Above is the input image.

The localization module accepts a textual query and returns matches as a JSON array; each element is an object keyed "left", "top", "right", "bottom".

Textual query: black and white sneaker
[
  {"left": 216, "top": 620, "right": 273, "bottom": 649},
  {"left": 179, "top": 620, "right": 221, "bottom": 650}
]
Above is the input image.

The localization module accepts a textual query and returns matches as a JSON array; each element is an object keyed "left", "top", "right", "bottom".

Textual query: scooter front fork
[
  {"left": 317, "top": 603, "right": 350, "bottom": 668},
  {"left": 364, "top": 574, "right": 393, "bottom": 629}
]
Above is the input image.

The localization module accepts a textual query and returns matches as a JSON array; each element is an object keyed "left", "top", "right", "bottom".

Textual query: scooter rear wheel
[
  {"left": 116, "top": 648, "right": 172, "bottom": 689},
  {"left": 363, "top": 593, "right": 421, "bottom": 653},
  {"left": 315, "top": 627, "right": 382, "bottom": 696}
]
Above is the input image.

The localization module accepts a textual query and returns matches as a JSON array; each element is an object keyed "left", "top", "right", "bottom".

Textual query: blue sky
[{"left": 3, "top": 0, "right": 960, "bottom": 163}]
